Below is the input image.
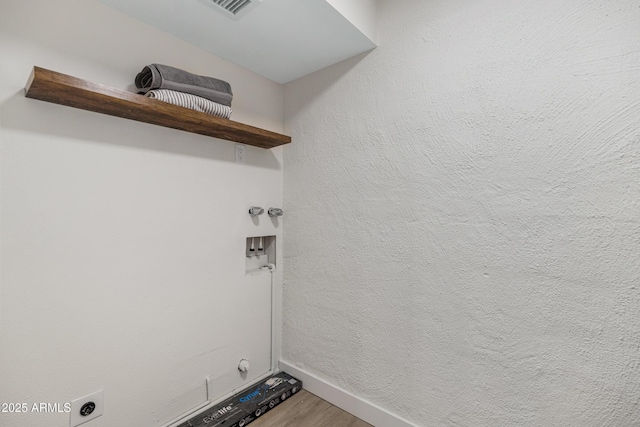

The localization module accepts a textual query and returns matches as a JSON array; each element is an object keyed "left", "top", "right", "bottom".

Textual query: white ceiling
[{"left": 97, "top": 0, "right": 377, "bottom": 84}]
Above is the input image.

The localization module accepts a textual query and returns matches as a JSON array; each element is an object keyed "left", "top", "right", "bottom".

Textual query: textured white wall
[
  {"left": 0, "top": 1, "right": 283, "bottom": 426},
  {"left": 283, "top": 0, "right": 640, "bottom": 425}
]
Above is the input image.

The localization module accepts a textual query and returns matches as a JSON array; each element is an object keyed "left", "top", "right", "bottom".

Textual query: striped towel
[{"left": 145, "top": 89, "right": 232, "bottom": 119}]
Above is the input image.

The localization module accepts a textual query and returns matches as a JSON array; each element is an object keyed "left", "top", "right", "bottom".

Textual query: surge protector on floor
[{"left": 175, "top": 372, "right": 302, "bottom": 427}]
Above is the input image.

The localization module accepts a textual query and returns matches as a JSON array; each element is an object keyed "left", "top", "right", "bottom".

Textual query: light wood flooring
[{"left": 249, "top": 389, "right": 372, "bottom": 427}]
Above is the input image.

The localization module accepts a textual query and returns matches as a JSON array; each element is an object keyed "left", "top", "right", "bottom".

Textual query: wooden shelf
[{"left": 24, "top": 66, "right": 291, "bottom": 149}]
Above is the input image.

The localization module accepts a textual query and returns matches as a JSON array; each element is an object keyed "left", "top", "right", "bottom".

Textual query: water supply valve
[
  {"left": 249, "top": 206, "right": 264, "bottom": 216},
  {"left": 268, "top": 208, "right": 283, "bottom": 217}
]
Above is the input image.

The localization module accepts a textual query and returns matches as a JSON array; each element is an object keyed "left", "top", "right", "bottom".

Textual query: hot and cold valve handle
[
  {"left": 248, "top": 206, "right": 264, "bottom": 216},
  {"left": 249, "top": 206, "right": 282, "bottom": 217}
]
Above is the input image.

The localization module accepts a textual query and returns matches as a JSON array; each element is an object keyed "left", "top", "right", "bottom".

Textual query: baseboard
[{"left": 279, "top": 360, "right": 418, "bottom": 427}]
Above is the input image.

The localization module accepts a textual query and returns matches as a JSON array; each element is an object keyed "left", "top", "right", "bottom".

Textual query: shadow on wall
[
  {"left": 284, "top": 49, "right": 373, "bottom": 125},
  {"left": 0, "top": 89, "right": 282, "bottom": 171}
]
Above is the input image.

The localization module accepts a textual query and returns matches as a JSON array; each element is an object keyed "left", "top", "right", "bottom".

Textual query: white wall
[
  {"left": 0, "top": 1, "right": 283, "bottom": 426},
  {"left": 283, "top": 1, "right": 640, "bottom": 426},
  {"left": 326, "top": 0, "right": 378, "bottom": 44}
]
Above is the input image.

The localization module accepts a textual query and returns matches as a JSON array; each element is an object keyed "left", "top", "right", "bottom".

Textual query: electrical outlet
[
  {"left": 69, "top": 390, "right": 104, "bottom": 427},
  {"left": 235, "top": 143, "right": 246, "bottom": 164}
]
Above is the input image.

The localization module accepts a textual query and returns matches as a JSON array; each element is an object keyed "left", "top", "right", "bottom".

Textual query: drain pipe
[{"left": 261, "top": 263, "right": 278, "bottom": 373}]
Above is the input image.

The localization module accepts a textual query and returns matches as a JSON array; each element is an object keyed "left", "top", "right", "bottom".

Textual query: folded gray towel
[
  {"left": 146, "top": 89, "right": 232, "bottom": 119},
  {"left": 135, "top": 64, "right": 233, "bottom": 107}
]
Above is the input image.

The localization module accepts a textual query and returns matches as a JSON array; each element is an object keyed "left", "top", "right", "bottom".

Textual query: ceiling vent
[{"left": 206, "top": 0, "right": 261, "bottom": 19}]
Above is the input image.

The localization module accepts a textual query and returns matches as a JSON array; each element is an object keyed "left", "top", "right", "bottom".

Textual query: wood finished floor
[{"left": 249, "top": 389, "right": 372, "bottom": 427}]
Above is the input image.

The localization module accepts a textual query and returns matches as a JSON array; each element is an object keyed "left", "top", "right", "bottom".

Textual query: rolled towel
[
  {"left": 135, "top": 64, "right": 233, "bottom": 107},
  {"left": 145, "top": 89, "right": 232, "bottom": 119}
]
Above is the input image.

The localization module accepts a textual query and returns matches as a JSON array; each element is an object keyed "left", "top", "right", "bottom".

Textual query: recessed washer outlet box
[
  {"left": 205, "top": 0, "right": 262, "bottom": 20},
  {"left": 245, "top": 235, "right": 275, "bottom": 274}
]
